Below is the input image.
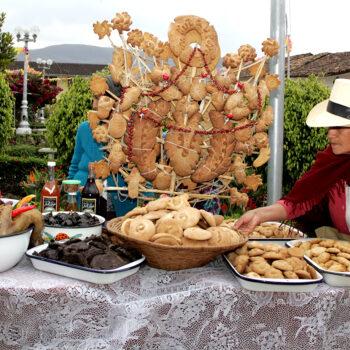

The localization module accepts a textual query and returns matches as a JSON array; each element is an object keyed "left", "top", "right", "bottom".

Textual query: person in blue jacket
[{"left": 68, "top": 120, "right": 137, "bottom": 217}]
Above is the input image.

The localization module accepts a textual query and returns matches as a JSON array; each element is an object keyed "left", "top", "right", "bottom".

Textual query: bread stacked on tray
[
  {"left": 294, "top": 239, "right": 350, "bottom": 273},
  {"left": 218, "top": 220, "right": 303, "bottom": 239},
  {"left": 119, "top": 194, "right": 243, "bottom": 247},
  {"left": 228, "top": 241, "right": 318, "bottom": 280},
  {"left": 249, "top": 222, "right": 303, "bottom": 239}
]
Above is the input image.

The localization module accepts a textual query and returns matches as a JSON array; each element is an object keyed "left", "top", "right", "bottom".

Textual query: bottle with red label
[{"left": 41, "top": 161, "right": 60, "bottom": 212}]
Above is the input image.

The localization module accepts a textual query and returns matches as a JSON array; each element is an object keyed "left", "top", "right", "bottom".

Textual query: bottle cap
[
  {"left": 48, "top": 161, "right": 56, "bottom": 166},
  {"left": 62, "top": 180, "right": 81, "bottom": 185}
]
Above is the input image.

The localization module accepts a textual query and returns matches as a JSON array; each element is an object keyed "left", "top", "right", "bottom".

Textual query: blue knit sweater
[{"left": 68, "top": 121, "right": 136, "bottom": 216}]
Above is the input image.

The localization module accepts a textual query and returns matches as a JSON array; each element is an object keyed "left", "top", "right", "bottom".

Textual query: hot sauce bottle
[{"left": 41, "top": 161, "right": 60, "bottom": 212}]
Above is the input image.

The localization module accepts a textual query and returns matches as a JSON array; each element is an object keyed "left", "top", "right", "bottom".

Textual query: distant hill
[{"left": 16, "top": 44, "right": 114, "bottom": 64}]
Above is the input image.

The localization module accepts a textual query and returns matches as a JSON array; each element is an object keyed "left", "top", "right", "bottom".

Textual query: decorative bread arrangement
[
  {"left": 293, "top": 239, "right": 350, "bottom": 273},
  {"left": 106, "top": 194, "right": 247, "bottom": 270},
  {"left": 227, "top": 241, "right": 318, "bottom": 280},
  {"left": 90, "top": 12, "right": 280, "bottom": 207}
]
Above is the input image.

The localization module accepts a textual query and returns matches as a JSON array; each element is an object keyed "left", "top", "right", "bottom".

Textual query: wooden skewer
[
  {"left": 236, "top": 60, "right": 243, "bottom": 82},
  {"left": 118, "top": 32, "right": 130, "bottom": 85},
  {"left": 201, "top": 97, "right": 212, "bottom": 115},
  {"left": 128, "top": 75, "right": 142, "bottom": 88},
  {"left": 104, "top": 186, "right": 231, "bottom": 200},
  {"left": 107, "top": 89, "right": 121, "bottom": 102},
  {"left": 253, "top": 56, "right": 267, "bottom": 86},
  {"left": 170, "top": 171, "right": 176, "bottom": 194},
  {"left": 107, "top": 35, "right": 118, "bottom": 49},
  {"left": 177, "top": 57, "right": 182, "bottom": 70}
]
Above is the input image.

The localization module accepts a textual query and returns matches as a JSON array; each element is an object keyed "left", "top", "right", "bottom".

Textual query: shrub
[
  {"left": 0, "top": 13, "right": 16, "bottom": 72},
  {"left": 46, "top": 76, "right": 93, "bottom": 168},
  {"left": 0, "top": 72, "right": 15, "bottom": 152},
  {"left": 0, "top": 155, "right": 46, "bottom": 197},
  {"left": 283, "top": 76, "right": 330, "bottom": 193},
  {"left": 4, "top": 144, "right": 39, "bottom": 157}
]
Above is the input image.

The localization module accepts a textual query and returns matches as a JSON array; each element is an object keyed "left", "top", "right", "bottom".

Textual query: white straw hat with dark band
[{"left": 306, "top": 79, "right": 350, "bottom": 127}]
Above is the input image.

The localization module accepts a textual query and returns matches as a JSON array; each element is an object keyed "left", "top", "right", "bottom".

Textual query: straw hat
[{"left": 306, "top": 79, "right": 350, "bottom": 127}]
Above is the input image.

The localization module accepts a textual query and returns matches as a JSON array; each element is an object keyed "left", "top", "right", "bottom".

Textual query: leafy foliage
[
  {"left": 4, "top": 144, "right": 39, "bottom": 157},
  {"left": 46, "top": 76, "right": 93, "bottom": 167},
  {"left": 0, "top": 154, "right": 46, "bottom": 197},
  {"left": 0, "top": 72, "right": 15, "bottom": 152},
  {"left": 283, "top": 76, "right": 330, "bottom": 193},
  {"left": 6, "top": 70, "right": 62, "bottom": 110},
  {"left": 0, "top": 13, "right": 16, "bottom": 72}
]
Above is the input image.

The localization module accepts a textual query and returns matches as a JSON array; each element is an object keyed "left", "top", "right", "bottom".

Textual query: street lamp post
[
  {"left": 36, "top": 58, "right": 53, "bottom": 123},
  {"left": 14, "top": 26, "right": 39, "bottom": 135}
]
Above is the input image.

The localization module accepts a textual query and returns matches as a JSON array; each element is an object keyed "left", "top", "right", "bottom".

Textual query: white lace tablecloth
[{"left": 1, "top": 257, "right": 350, "bottom": 350}]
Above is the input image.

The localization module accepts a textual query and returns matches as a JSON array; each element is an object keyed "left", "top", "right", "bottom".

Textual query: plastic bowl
[
  {"left": 42, "top": 211, "right": 105, "bottom": 242},
  {"left": 0, "top": 227, "right": 32, "bottom": 272}
]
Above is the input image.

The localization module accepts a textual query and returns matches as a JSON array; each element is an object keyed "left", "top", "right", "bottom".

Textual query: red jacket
[{"left": 277, "top": 184, "right": 350, "bottom": 235}]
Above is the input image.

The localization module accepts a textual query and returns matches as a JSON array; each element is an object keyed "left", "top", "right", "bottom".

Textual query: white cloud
[{"left": 2, "top": 0, "right": 350, "bottom": 55}]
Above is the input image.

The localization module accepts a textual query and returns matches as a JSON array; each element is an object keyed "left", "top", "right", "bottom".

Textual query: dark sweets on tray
[
  {"left": 34, "top": 235, "right": 142, "bottom": 270},
  {"left": 44, "top": 212, "right": 100, "bottom": 227}
]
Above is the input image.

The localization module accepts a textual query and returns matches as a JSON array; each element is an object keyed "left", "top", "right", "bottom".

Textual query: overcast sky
[{"left": 2, "top": 0, "right": 350, "bottom": 56}]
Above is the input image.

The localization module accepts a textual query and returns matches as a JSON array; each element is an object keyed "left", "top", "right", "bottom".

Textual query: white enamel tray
[
  {"left": 248, "top": 221, "right": 305, "bottom": 243},
  {"left": 223, "top": 239, "right": 323, "bottom": 292},
  {"left": 26, "top": 244, "right": 145, "bottom": 284},
  {"left": 286, "top": 238, "right": 350, "bottom": 287}
]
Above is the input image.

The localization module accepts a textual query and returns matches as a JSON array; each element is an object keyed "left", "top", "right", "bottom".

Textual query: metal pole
[
  {"left": 16, "top": 35, "right": 32, "bottom": 135},
  {"left": 38, "top": 67, "right": 46, "bottom": 123},
  {"left": 267, "top": 0, "right": 286, "bottom": 204},
  {"left": 16, "top": 29, "right": 38, "bottom": 134},
  {"left": 36, "top": 58, "right": 52, "bottom": 124}
]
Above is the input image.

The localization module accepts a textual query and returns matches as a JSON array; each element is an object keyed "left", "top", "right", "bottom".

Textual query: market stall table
[{"left": 1, "top": 257, "right": 350, "bottom": 350}]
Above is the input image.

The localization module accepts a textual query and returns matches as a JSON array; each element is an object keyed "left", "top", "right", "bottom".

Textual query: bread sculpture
[{"left": 90, "top": 12, "right": 280, "bottom": 210}]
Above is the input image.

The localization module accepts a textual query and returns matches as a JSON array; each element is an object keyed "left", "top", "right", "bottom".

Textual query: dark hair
[{"left": 106, "top": 76, "right": 122, "bottom": 97}]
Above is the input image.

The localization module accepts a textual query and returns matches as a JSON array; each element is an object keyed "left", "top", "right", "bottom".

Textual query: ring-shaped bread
[{"left": 168, "top": 15, "right": 221, "bottom": 69}]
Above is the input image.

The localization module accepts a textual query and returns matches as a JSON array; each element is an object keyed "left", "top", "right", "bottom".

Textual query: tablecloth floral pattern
[{"left": 1, "top": 257, "right": 350, "bottom": 350}]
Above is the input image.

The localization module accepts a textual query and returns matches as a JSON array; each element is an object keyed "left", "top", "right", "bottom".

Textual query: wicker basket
[{"left": 106, "top": 217, "right": 247, "bottom": 270}]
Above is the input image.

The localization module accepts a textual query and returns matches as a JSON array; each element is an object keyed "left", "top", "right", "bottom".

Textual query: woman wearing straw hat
[{"left": 234, "top": 78, "right": 350, "bottom": 239}]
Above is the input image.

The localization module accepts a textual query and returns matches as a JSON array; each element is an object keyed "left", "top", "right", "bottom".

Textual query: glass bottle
[
  {"left": 41, "top": 161, "right": 60, "bottom": 213},
  {"left": 81, "top": 163, "right": 100, "bottom": 214},
  {"left": 62, "top": 179, "right": 81, "bottom": 212}
]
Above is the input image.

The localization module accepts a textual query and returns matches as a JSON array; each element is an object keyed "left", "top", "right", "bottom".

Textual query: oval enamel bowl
[{"left": 42, "top": 212, "right": 105, "bottom": 243}]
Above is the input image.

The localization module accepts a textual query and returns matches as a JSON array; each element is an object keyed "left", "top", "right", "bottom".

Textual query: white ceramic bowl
[
  {"left": 42, "top": 211, "right": 105, "bottom": 242},
  {"left": 26, "top": 244, "right": 145, "bottom": 284},
  {"left": 0, "top": 197, "right": 19, "bottom": 207},
  {"left": 0, "top": 227, "right": 32, "bottom": 272}
]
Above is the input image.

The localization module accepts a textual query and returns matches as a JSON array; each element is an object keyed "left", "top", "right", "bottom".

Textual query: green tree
[
  {"left": 283, "top": 75, "right": 330, "bottom": 193},
  {"left": 46, "top": 76, "right": 93, "bottom": 167},
  {"left": 0, "top": 72, "right": 15, "bottom": 152},
  {"left": 0, "top": 12, "right": 16, "bottom": 72}
]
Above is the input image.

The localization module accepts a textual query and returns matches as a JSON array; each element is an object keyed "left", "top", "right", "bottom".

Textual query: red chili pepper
[{"left": 11, "top": 205, "right": 36, "bottom": 218}]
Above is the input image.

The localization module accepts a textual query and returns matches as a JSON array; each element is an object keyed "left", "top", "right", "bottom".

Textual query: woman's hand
[
  {"left": 233, "top": 209, "right": 264, "bottom": 234},
  {"left": 233, "top": 204, "right": 288, "bottom": 234}
]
